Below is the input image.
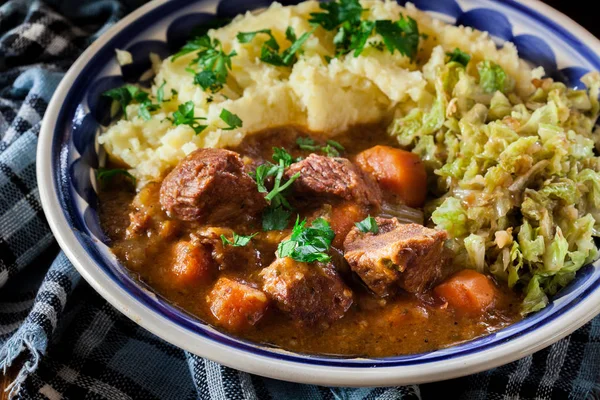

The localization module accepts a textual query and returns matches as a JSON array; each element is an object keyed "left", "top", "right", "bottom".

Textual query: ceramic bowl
[{"left": 37, "top": 0, "right": 600, "bottom": 387}]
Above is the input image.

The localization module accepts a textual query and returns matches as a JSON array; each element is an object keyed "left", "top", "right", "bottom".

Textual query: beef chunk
[
  {"left": 160, "top": 148, "right": 266, "bottom": 223},
  {"left": 285, "top": 154, "right": 382, "bottom": 208},
  {"left": 260, "top": 257, "right": 353, "bottom": 326},
  {"left": 343, "top": 218, "right": 448, "bottom": 296},
  {"left": 208, "top": 277, "right": 269, "bottom": 332}
]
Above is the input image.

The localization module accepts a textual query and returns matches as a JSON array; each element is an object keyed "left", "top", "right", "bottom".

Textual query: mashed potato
[{"left": 98, "top": 0, "right": 537, "bottom": 185}]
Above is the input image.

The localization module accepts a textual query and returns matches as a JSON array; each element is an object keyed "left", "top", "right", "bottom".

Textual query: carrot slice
[
  {"left": 434, "top": 270, "right": 496, "bottom": 315},
  {"left": 171, "top": 241, "right": 214, "bottom": 286},
  {"left": 329, "top": 202, "right": 367, "bottom": 248},
  {"left": 356, "top": 145, "right": 427, "bottom": 207}
]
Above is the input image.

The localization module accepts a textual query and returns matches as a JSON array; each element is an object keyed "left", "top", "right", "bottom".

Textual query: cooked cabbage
[{"left": 389, "top": 58, "right": 600, "bottom": 314}]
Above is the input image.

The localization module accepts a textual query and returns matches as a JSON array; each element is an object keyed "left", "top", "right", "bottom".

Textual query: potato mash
[{"left": 98, "top": 0, "right": 537, "bottom": 185}]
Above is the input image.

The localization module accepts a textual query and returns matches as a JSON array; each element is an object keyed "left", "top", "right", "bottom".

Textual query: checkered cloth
[{"left": 0, "top": 1, "right": 599, "bottom": 399}]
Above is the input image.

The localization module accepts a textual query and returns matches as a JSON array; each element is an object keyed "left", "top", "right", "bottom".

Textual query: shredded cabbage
[{"left": 388, "top": 51, "right": 600, "bottom": 314}]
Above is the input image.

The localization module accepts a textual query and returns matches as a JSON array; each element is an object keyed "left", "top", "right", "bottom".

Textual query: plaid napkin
[{"left": 0, "top": 1, "right": 599, "bottom": 399}]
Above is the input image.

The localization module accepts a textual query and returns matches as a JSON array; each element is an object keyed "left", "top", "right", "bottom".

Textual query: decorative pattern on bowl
[{"left": 46, "top": 0, "right": 600, "bottom": 374}]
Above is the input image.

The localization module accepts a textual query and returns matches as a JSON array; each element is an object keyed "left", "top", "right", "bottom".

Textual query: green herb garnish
[
  {"left": 96, "top": 168, "right": 136, "bottom": 185},
  {"left": 103, "top": 85, "right": 159, "bottom": 121},
  {"left": 309, "top": 0, "right": 364, "bottom": 31},
  {"left": 253, "top": 148, "right": 302, "bottom": 230},
  {"left": 237, "top": 29, "right": 280, "bottom": 51},
  {"left": 309, "top": 1, "right": 420, "bottom": 59},
  {"left": 355, "top": 216, "right": 379, "bottom": 234},
  {"left": 171, "top": 101, "right": 207, "bottom": 134},
  {"left": 272, "top": 147, "right": 294, "bottom": 167},
  {"left": 219, "top": 109, "right": 243, "bottom": 130},
  {"left": 173, "top": 35, "right": 237, "bottom": 93},
  {"left": 447, "top": 48, "right": 471, "bottom": 67},
  {"left": 239, "top": 27, "right": 314, "bottom": 67},
  {"left": 262, "top": 206, "right": 292, "bottom": 231},
  {"left": 156, "top": 81, "right": 166, "bottom": 103},
  {"left": 374, "top": 15, "right": 420, "bottom": 60},
  {"left": 221, "top": 232, "right": 257, "bottom": 247},
  {"left": 296, "top": 137, "right": 345, "bottom": 157},
  {"left": 277, "top": 217, "right": 335, "bottom": 262}
]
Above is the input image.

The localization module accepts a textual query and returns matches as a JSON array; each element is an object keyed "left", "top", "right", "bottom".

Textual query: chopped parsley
[
  {"left": 296, "top": 136, "right": 320, "bottom": 151},
  {"left": 272, "top": 147, "right": 294, "bottom": 167},
  {"left": 96, "top": 168, "right": 136, "bottom": 185},
  {"left": 374, "top": 16, "right": 420, "bottom": 60},
  {"left": 478, "top": 60, "right": 508, "bottom": 93},
  {"left": 262, "top": 206, "right": 292, "bottom": 231},
  {"left": 170, "top": 101, "right": 207, "bottom": 134},
  {"left": 355, "top": 216, "right": 379, "bottom": 233},
  {"left": 237, "top": 29, "right": 279, "bottom": 51},
  {"left": 238, "top": 27, "right": 314, "bottom": 67},
  {"left": 220, "top": 232, "right": 257, "bottom": 247},
  {"left": 277, "top": 217, "right": 335, "bottom": 263},
  {"left": 296, "top": 137, "right": 345, "bottom": 157},
  {"left": 447, "top": 48, "right": 471, "bottom": 67},
  {"left": 103, "top": 85, "right": 159, "bottom": 121},
  {"left": 173, "top": 35, "right": 237, "bottom": 93},
  {"left": 156, "top": 81, "right": 166, "bottom": 103},
  {"left": 253, "top": 148, "right": 301, "bottom": 230},
  {"left": 219, "top": 109, "right": 243, "bottom": 130},
  {"left": 309, "top": 0, "right": 364, "bottom": 31},
  {"left": 309, "top": 0, "right": 420, "bottom": 59}
]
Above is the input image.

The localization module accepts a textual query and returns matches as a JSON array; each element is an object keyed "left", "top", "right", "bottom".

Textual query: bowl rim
[{"left": 37, "top": 0, "right": 600, "bottom": 387}]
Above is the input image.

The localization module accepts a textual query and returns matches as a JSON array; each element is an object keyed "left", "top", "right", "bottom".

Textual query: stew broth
[{"left": 99, "top": 124, "right": 522, "bottom": 357}]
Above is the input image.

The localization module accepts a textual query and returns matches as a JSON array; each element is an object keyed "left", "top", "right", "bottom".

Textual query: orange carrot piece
[
  {"left": 356, "top": 145, "right": 427, "bottom": 208},
  {"left": 434, "top": 270, "right": 496, "bottom": 315}
]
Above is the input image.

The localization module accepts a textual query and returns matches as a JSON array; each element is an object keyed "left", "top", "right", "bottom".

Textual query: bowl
[{"left": 37, "top": 0, "right": 600, "bottom": 387}]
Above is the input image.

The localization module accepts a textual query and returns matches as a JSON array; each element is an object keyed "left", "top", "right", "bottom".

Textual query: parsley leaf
[
  {"left": 97, "top": 168, "right": 136, "bottom": 185},
  {"left": 221, "top": 232, "right": 257, "bottom": 247},
  {"left": 375, "top": 15, "right": 420, "bottom": 60},
  {"left": 219, "top": 109, "right": 243, "bottom": 130},
  {"left": 355, "top": 216, "right": 379, "bottom": 233},
  {"left": 237, "top": 29, "right": 279, "bottom": 51},
  {"left": 277, "top": 217, "right": 335, "bottom": 262},
  {"left": 252, "top": 148, "right": 301, "bottom": 230},
  {"left": 171, "top": 101, "right": 207, "bottom": 134},
  {"left": 246, "top": 27, "right": 314, "bottom": 67},
  {"left": 253, "top": 163, "right": 279, "bottom": 193},
  {"left": 174, "top": 35, "right": 236, "bottom": 93},
  {"left": 262, "top": 206, "right": 292, "bottom": 231},
  {"left": 272, "top": 147, "right": 294, "bottom": 167},
  {"left": 172, "top": 35, "right": 212, "bottom": 61},
  {"left": 447, "top": 48, "right": 471, "bottom": 67},
  {"left": 309, "top": 0, "right": 364, "bottom": 30},
  {"left": 103, "top": 85, "right": 159, "bottom": 121},
  {"left": 157, "top": 81, "right": 166, "bottom": 103},
  {"left": 333, "top": 20, "right": 374, "bottom": 56},
  {"left": 296, "top": 137, "right": 345, "bottom": 157},
  {"left": 296, "top": 137, "right": 319, "bottom": 151},
  {"left": 478, "top": 60, "right": 507, "bottom": 93}
]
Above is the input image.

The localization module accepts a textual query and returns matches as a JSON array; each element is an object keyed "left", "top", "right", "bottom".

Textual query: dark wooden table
[{"left": 1, "top": 1, "right": 597, "bottom": 399}]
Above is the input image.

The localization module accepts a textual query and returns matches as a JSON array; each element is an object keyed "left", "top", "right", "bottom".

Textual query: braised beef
[
  {"left": 285, "top": 154, "right": 382, "bottom": 208},
  {"left": 260, "top": 257, "right": 353, "bottom": 326},
  {"left": 343, "top": 218, "right": 449, "bottom": 296},
  {"left": 160, "top": 148, "right": 266, "bottom": 223}
]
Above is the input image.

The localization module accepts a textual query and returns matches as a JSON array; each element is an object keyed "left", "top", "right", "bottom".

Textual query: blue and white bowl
[{"left": 37, "top": 0, "right": 600, "bottom": 386}]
